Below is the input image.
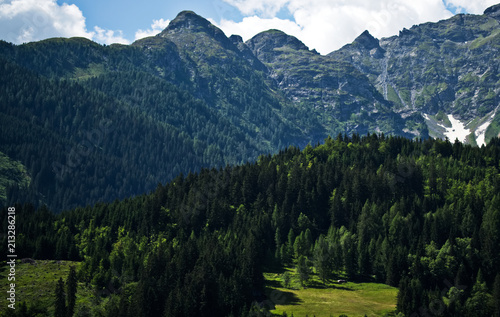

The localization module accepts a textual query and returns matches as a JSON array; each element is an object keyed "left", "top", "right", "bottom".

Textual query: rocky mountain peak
[
  {"left": 246, "top": 29, "right": 311, "bottom": 62},
  {"left": 333, "top": 30, "right": 385, "bottom": 59},
  {"left": 160, "top": 11, "right": 212, "bottom": 34},
  {"left": 158, "top": 10, "right": 230, "bottom": 44},
  {"left": 353, "top": 30, "right": 380, "bottom": 50},
  {"left": 158, "top": 10, "right": 236, "bottom": 51},
  {"left": 229, "top": 34, "right": 243, "bottom": 45},
  {"left": 484, "top": 3, "right": 500, "bottom": 16},
  {"left": 247, "top": 29, "right": 309, "bottom": 52}
]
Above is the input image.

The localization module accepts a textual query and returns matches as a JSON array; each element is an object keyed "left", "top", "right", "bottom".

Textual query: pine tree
[
  {"left": 293, "top": 233, "right": 304, "bottom": 259},
  {"left": 280, "top": 244, "right": 290, "bottom": 265},
  {"left": 493, "top": 273, "right": 500, "bottom": 317},
  {"left": 396, "top": 276, "right": 411, "bottom": 314},
  {"left": 304, "top": 228, "right": 313, "bottom": 257},
  {"left": 287, "top": 229, "right": 295, "bottom": 261},
  {"left": 281, "top": 271, "right": 291, "bottom": 289},
  {"left": 313, "top": 235, "right": 332, "bottom": 284},
  {"left": 480, "top": 195, "right": 500, "bottom": 281},
  {"left": 66, "top": 266, "right": 77, "bottom": 317},
  {"left": 296, "top": 255, "right": 310, "bottom": 287},
  {"left": 55, "top": 277, "right": 66, "bottom": 317},
  {"left": 464, "top": 270, "right": 494, "bottom": 317},
  {"left": 341, "top": 230, "right": 357, "bottom": 279}
]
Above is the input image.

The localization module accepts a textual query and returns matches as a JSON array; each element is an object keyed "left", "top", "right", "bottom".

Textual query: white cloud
[
  {"left": 216, "top": 16, "right": 303, "bottom": 43},
  {"left": 2, "top": 0, "right": 498, "bottom": 51},
  {"left": 93, "top": 26, "right": 130, "bottom": 45},
  {"left": 218, "top": 0, "right": 497, "bottom": 54},
  {"left": 443, "top": 0, "right": 498, "bottom": 14},
  {"left": 222, "top": 0, "right": 290, "bottom": 17},
  {"left": 0, "top": 0, "right": 129, "bottom": 45},
  {"left": 0, "top": 0, "right": 92, "bottom": 43},
  {"left": 134, "top": 18, "right": 170, "bottom": 41}
]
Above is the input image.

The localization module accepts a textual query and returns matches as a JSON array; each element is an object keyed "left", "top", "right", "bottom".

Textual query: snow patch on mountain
[
  {"left": 475, "top": 107, "right": 498, "bottom": 147},
  {"left": 442, "top": 115, "right": 470, "bottom": 143},
  {"left": 422, "top": 113, "right": 470, "bottom": 142}
]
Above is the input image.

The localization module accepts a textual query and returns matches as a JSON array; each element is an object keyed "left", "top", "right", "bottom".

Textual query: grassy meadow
[
  {"left": 0, "top": 260, "right": 92, "bottom": 314},
  {"left": 262, "top": 268, "right": 398, "bottom": 317}
]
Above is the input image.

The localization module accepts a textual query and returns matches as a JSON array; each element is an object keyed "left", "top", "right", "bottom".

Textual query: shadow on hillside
[
  {"left": 268, "top": 289, "right": 302, "bottom": 306},
  {"left": 262, "top": 264, "right": 287, "bottom": 274},
  {"left": 262, "top": 283, "right": 303, "bottom": 306},
  {"left": 265, "top": 278, "right": 283, "bottom": 289}
]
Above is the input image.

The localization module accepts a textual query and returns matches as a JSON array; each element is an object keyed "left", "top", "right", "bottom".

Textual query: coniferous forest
[
  {"left": 2, "top": 6, "right": 500, "bottom": 317},
  {"left": 0, "top": 49, "right": 284, "bottom": 212},
  {"left": 1, "top": 135, "right": 499, "bottom": 316}
]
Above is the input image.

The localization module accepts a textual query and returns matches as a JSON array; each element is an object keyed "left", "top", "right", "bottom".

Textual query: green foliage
[
  {"left": 66, "top": 266, "right": 77, "bottom": 317},
  {"left": 2, "top": 134, "right": 500, "bottom": 316},
  {"left": 0, "top": 32, "right": 299, "bottom": 212},
  {"left": 0, "top": 301, "right": 49, "bottom": 317},
  {"left": 281, "top": 271, "right": 292, "bottom": 288},
  {"left": 54, "top": 278, "right": 66, "bottom": 317},
  {"left": 0, "top": 151, "right": 30, "bottom": 206},
  {"left": 296, "top": 255, "right": 311, "bottom": 287},
  {"left": 464, "top": 273, "right": 494, "bottom": 316},
  {"left": 0, "top": 260, "right": 83, "bottom": 316},
  {"left": 313, "top": 235, "right": 333, "bottom": 283},
  {"left": 493, "top": 274, "right": 500, "bottom": 317}
]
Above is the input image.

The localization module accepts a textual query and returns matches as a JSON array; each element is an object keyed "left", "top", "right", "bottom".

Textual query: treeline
[{"left": 1, "top": 135, "right": 500, "bottom": 316}]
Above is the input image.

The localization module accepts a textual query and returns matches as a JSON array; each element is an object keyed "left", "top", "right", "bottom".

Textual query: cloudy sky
[{"left": 0, "top": 0, "right": 498, "bottom": 54}]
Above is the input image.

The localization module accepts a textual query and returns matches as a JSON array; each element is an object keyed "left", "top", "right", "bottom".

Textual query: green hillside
[
  {"left": 0, "top": 151, "right": 30, "bottom": 206},
  {"left": 1, "top": 135, "right": 499, "bottom": 316}
]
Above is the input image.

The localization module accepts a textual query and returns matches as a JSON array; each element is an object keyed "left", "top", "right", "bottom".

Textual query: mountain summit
[
  {"left": 158, "top": 10, "right": 232, "bottom": 48},
  {"left": 352, "top": 30, "right": 381, "bottom": 50},
  {"left": 160, "top": 10, "right": 214, "bottom": 34},
  {"left": 484, "top": 3, "right": 500, "bottom": 17}
]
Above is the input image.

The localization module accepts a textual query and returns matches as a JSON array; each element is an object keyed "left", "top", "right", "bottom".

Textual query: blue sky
[
  {"left": 0, "top": 0, "right": 498, "bottom": 54},
  {"left": 54, "top": 0, "right": 244, "bottom": 38}
]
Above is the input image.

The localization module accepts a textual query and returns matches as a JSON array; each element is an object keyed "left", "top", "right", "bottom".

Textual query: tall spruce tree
[
  {"left": 464, "top": 270, "right": 494, "bottom": 317},
  {"left": 297, "top": 255, "right": 310, "bottom": 287},
  {"left": 66, "top": 266, "right": 77, "bottom": 317},
  {"left": 493, "top": 273, "right": 500, "bottom": 317},
  {"left": 55, "top": 278, "right": 66, "bottom": 317},
  {"left": 313, "top": 235, "right": 332, "bottom": 284}
]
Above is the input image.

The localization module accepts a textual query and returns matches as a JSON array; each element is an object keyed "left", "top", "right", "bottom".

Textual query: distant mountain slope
[
  {"left": 135, "top": 11, "right": 311, "bottom": 148},
  {"left": 246, "top": 29, "right": 427, "bottom": 138},
  {"left": 1, "top": 6, "right": 500, "bottom": 210},
  {"left": 329, "top": 4, "right": 500, "bottom": 145}
]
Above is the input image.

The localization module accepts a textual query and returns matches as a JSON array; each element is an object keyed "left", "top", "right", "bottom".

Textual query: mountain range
[{"left": 1, "top": 4, "right": 500, "bottom": 211}]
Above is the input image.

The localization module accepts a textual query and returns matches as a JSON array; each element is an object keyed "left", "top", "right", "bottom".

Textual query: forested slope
[
  {"left": 0, "top": 18, "right": 307, "bottom": 211},
  {"left": 2, "top": 135, "right": 499, "bottom": 316},
  {"left": 0, "top": 57, "right": 233, "bottom": 211}
]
